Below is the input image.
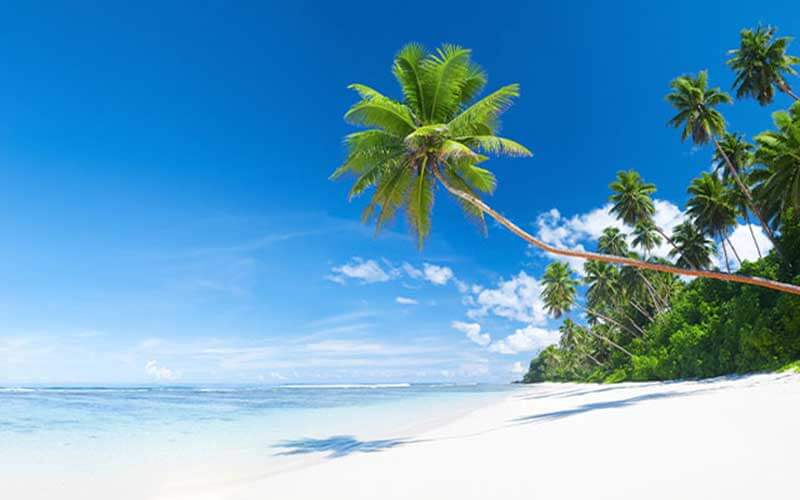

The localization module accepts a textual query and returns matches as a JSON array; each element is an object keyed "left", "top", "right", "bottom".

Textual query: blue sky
[{"left": 1, "top": 1, "right": 798, "bottom": 384}]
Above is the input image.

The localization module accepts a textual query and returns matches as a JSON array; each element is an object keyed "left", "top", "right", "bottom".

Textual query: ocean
[{"left": 0, "top": 383, "right": 514, "bottom": 499}]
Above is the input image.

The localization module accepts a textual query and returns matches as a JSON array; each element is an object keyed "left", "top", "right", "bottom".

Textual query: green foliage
[
  {"left": 727, "top": 26, "right": 800, "bottom": 105},
  {"left": 524, "top": 174, "right": 800, "bottom": 384},
  {"left": 334, "top": 43, "right": 530, "bottom": 247},
  {"left": 752, "top": 102, "right": 800, "bottom": 224}
]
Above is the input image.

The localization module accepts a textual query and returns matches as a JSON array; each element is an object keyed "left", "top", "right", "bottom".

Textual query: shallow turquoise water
[{"left": 0, "top": 383, "right": 514, "bottom": 499}]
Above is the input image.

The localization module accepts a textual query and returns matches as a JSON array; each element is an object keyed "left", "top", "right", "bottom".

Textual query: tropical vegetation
[{"left": 331, "top": 27, "right": 800, "bottom": 383}]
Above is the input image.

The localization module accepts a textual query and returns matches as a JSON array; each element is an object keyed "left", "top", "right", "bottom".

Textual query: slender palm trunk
[
  {"left": 725, "top": 236, "right": 743, "bottom": 266},
  {"left": 586, "top": 352, "right": 603, "bottom": 367},
  {"left": 713, "top": 138, "right": 781, "bottom": 256},
  {"left": 778, "top": 79, "right": 800, "bottom": 101},
  {"left": 628, "top": 298, "right": 655, "bottom": 324},
  {"left": 743, "top": 211, "right": 762, "bottom": 259},
  {"left": 577, "top": 307, "right": 635, "bottom": 358},
  {"left": 720, "top": 233, "right": 731, "bottom": 272},
  {"left": 654, "top": 226, "right": 699, "bottom": 269},
  {"left": 579, "top": 303, "right": 640, "bottom": 341},
  {"left": 431, "top": 167, "right": 800, "bottom": 296}
]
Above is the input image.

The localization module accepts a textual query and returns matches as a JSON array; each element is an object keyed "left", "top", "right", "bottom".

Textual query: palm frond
[
  {"left": 392, "top": 43, "right": 427, "bottom": 119},
  {"left": 345, "top": 84, "right": 416, "bottom": 135},
  {"left": 448, "top": 84, "right": 520, "bottom": 136},
  {"left": 461, "top": 135, "right": 532, "bottom": 157},
  {"left": 421, "top": 45, "right": 471, "bottom": 123},
  {"left": 407, "top": 163, "right": 435, "bottom": 247}
]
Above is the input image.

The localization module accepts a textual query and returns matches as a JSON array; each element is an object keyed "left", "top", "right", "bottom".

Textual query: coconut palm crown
[
  {"left": 753, "top": 101, "right": 800, "bottom": 224},
  {"left": 666, "top": 70, "right": 732, "bottom": 145},
  {"left": 331, "top": 43, "right": 531, "bottom": 247},
  {"left": 727, "top": 26, "right": 800, "bottom": 105}
]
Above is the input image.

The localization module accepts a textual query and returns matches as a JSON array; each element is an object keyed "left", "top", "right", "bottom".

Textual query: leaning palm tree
[
  {"left": 541, "top": 262, "right": 633, "bottom": 357},
  {"left": 727, "top": 26, "right": 800, "bottom": 104},
  {"left": 666, "top": 70, "right": 780, "bottom": 253},
  {"left": 669, "top": 221, "right": 715, "bottom": 270},
  {"left": 687, "top": 173, "right": 741, "bottom": 271},
  {"left": 753, "top": 101, "right": 800, "bottom": 226},
  {"left": 333, "top": 44, "right": 800, "bottom": 295}
]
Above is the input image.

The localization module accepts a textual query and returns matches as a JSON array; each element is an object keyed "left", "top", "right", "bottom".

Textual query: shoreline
[{"left": 157, "top": 372, "right": 800, "bottom": 500}]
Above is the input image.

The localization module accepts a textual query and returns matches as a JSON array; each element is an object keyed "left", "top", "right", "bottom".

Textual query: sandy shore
[{"left": 156, "top": 372, "right": 800, "bottom": 500}]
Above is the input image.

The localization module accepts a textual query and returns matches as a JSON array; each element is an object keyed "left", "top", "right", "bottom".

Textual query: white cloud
[
  {"left": 488, "top": 325, "right": 560, "bottom": 355},
  {"left": 144, "top": 360, "right": 177, "bottom": 381},
  {"left": 402, "top": 262, "right": 455, "bottom": 285},
  {"left": 511, "top": 361, "right": 526, "bottom": 374},
  {"left": 421, "top": 263, "right": 454, "bottom": 285},
  {"left": 328, "top": 259, "right": 456, "bottom": 287},
  {"left": 451, "top": 321, "right": 491, "bottom": 347},
  {"left": 395, "top": 296, "right": 418, "bottom": 305},
  {"left": 533, "top": 200, "right": 687, "bottom": 273},
  {"left": 327, "top": 258, "right": 398, "bottom": 284},
  {"left": 719, "top": 223, "right": 773, "bottom": 270},
  {"left": 466, "top": 271, "right": 547, "bottom": 325}
]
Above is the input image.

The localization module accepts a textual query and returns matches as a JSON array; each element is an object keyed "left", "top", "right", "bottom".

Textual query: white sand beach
[{"left": 157, "top": 372, "right": 800, "bottom": 500}]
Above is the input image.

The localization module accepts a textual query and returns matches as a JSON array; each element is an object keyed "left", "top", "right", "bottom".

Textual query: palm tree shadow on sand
[
  {"left": 274, "top": 435, "right": 422, "bottom": 459},
  {"left": 511, "top": 386, "right": 726, "bottom": 426}
]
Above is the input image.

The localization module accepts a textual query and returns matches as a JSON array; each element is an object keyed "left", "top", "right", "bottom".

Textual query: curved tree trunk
[
  {"left": 431, "top": 167, "right": 800, "bottom": 296},
  {"left": 713, "top": 138, "right": 781, "bottom": 256}
]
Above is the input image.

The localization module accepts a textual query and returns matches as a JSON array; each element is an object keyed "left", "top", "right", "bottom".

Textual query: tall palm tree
[
  {"left": 727, "top": 175, "right": 762, "bottom": 259},
  {"left": 541, "top": 263, "right": 633, "bottom": 357},
  {"left": 609, "top": 170, "right": 679, "bottom": 259},
  {"left": 334, "top": 44, "right": 800, "bottom": 296},
  {"left": 669, "top": 221, "right": 715, "bottom": 270},
  {"left": 687, "top": 173, "right": 741, "bottom": 271},
  {"left": 727, "top": 26, "right": 800, "bottom": 104},
  {"left": 666, "top": 70, "right": 780, "bottom": 253},
  {"left": 713, "top": 133, "right": 762, "bottom": 257},
  {"left": 597, "top": 226, "right": 663, "bottom": 311},
  {"left": 597, "top": 227, "right": 629, "bottom": 257},
  {"left": 753, "top": 102, "right": 800, "bottom": 226},
  {"left": 713, "top": 133, "right": 754, "bottom": 181},
  {"left": 631, "top": 220, "right": 662, "bottom": 259}
]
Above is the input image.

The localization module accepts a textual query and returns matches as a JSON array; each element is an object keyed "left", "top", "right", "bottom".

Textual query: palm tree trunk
[
  {"left": 713, "top": 138, "right": 781, "bottom": 256},
  {"left": 720, "top": 233, "right": 731, "bottom": 272},
  {"left": 579, "top": 303, "right": 640, "bottom": 341},
  {"left": 578, "top": 307, "right": 635, "bottom": 358},
  {"left": 586, "top": 352, "right": 603, "bottom": 367},
  {"left": 778, "top": 79, "right": 800, "bottom": 101},
  {"left": 431, "top": 167, "right": 800, "bottom": 296},
  {"left": 743, "top": 211, "right": 762, "bottom": 259},
  {"left": 654, "top": 225, "right": 699, "bottom": 270},
  {"left": 628, "top": 298, "right": 655, "bottom": 324},
  {"left": 725, "top": 236, "right": 743, "bottom": 266}
]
